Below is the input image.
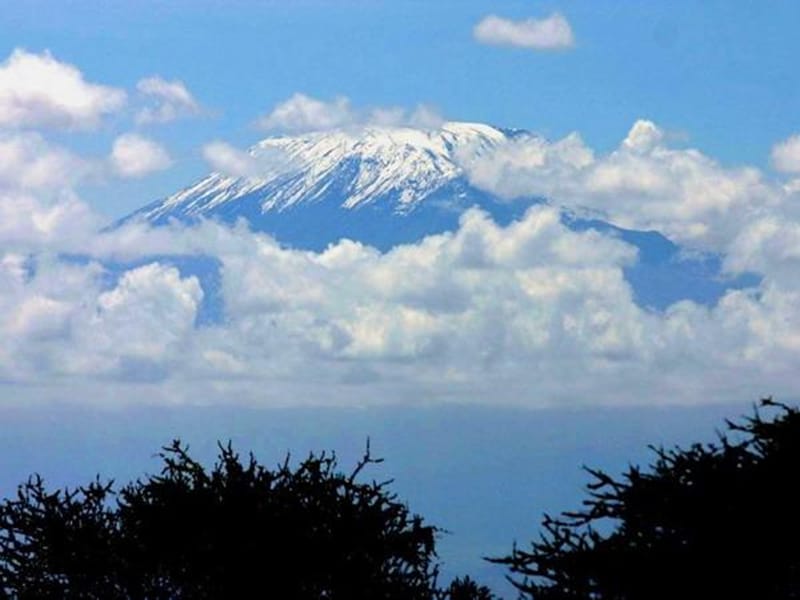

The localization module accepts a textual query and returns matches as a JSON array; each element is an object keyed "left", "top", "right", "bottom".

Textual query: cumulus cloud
[
  {"left": 458, "top": 120, "right": 775, "bottom": 252},
  {"left": 110, "top": 133, "right": 172, "bottom": 178},
  {"left": 75, "top": 263, "right": 202, "bottom": 377},
  {"left": 0, "top": 191, "right": 97, "bottom": 250},
  {"left": 0, "top": 195, "right": 798, "bottom": 407},
  {"left": 256, "top": 93, "right": 445, "bottom": 133},
  {"left": 0, "top": 256, "right": 202, "bottom": 382},
  {"left": 0, "top": 49, "right": 126, "bottom": 130},
  {"left": 0, "top": 132, "right": 88, "bottom": 191},
  {"left": 0, "top": 133, "right": 98, "bottom": 249},
  {"left": 724, "top": 216, "right": 800, "bottom": 283},
  {"left": 474, "top": 13, "right": 575, "bottom": 51},
  {"left": 135, "top": 76, "right": 201, "bottom": 125},
  {"left": 771, "top": 134, "right": 800, "bottom": 174},
  {"left": 622, "top": 119, "right": 665, "bottom": 153},
  {"left": 3, "top": 206, "right": 645, "bottom": 396}
]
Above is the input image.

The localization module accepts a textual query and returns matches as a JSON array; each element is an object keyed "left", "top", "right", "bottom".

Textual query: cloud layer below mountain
[{"left": 2, "top": 194, "right": 798, "bottom": 407}]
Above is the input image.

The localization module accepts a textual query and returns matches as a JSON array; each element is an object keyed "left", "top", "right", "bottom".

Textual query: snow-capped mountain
[
  {"left": 126, "top": 122, "right": 531, "bottom": 250},
  {"left": 122, "top": 121, "right": 758, "bottom": 310}
]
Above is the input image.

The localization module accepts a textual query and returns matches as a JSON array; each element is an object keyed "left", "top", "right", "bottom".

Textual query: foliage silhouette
[
  {"left": 0, "top": 439, "right": 489, "bottom": 599},
  {"left": 492, "top": 398, "right": 800, "bottom": 599},
  {"left": 443, "top": 576, "right": 496, "bottom": 600}
]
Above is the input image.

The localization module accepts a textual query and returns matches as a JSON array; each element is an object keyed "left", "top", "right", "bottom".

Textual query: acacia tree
[
  {"left": 492, "top": 398, "right": 800, "bottom": 599},
  {"left": 0, "top": 440, "right": 486, "bottom": 599}
]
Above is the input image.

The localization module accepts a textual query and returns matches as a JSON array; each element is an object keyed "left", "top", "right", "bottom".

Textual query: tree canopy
[
  {"left": 0, "top": 440, "right": 480, "bottom": 599},
  {"left": 492, "top": 398, "right": 800, "bottom": 599}
]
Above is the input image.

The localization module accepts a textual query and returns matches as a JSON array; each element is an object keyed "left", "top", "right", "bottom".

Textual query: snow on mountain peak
[{"left": 137, "top": 121, "right": 512, "bottom": 222}]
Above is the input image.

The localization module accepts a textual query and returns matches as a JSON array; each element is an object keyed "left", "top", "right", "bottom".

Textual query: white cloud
[
  {"left": 0, "top": 256, "right": 201, "bottom": 381},
  {"left": 459, "top": 120, "right": 775, "bottom": 252},
  {"left": 202, "top": 141, "right": 260, "bottom": 178},
  {"left": 409, "top": 105, "right": 446, "bottom": 129},
  {"left": 201, "top": 141, "right": 299, "bottom": 179},
  {"left": 0, "top": 133, "right": 98, "bottom": 250},
  {"left": 256, "top": 93, "right": 445, "bottom": 133},
  {"left": 622, "top": 119, "right": 665, "bottom": 153},
  {"left": 135, "top": 76, "right": 201, "bottom": 125},
  {"left": 724, "top": 216, "right": 800, "bottom": 283},
  {"left": 0, "top": 191, "right": 97, "bottom": 249},
  {"left": 370, "top": 104, "right": 445, "bottom": 130},
  {"left": 0, "top": 49, "right": 126, "bottom": 130},
  {"left": 0, "top": 132, "right": 87, "bottom": 190},
  {"left": 110, "top": 133, "right": 172, "bottom": 178},
  {"left": 771, "top": 134, "right": 800, "bottom": 173},
  {"left": 6, "top": 294, "right": 72, "bottom": 340},
  {"left": 0, "top": 207, "right": 648, "bottom": 397},
  {"left": 257, "top": 94, "right": 354, "bottom": 132},
  {"left": 474, "top": 13, "right": 575, "bottom": 51},
  {"left": 78, "top": 263, "right": 202, "bottom": 373},
  {"left": 1, "top": 198, "right": 798, "bottom": 407}
]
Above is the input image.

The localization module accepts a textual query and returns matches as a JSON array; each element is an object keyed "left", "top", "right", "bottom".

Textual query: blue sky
[
  {"left": 1, "top": 2, "right": 800, "bottom": 594},
  {"left": 3, "top": 1, "right": 800, "bottom": 214}
]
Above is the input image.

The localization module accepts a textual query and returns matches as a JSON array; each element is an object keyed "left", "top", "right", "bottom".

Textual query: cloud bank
[
  {"left": 2, "top": 179, "right": 799, "bottom": 407},
  {"left": 458, "top": 120, "right": 780, "bottom": 254}
]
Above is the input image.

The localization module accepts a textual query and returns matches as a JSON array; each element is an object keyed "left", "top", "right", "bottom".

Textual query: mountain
[
  {"left": 125, "top": 122, "right": 534, "bottom": 250},
  {"left": 122, "top": 121, "right": 758, "bottom": 310}
]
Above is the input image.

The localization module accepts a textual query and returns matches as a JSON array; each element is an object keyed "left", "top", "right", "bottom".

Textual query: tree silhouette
[
  {"left": 443, "top": 576, "right": 496, "bottom": 600},
  {"left": 492, "top": 398, "right": 800, "bottom": 599},
  {"left": 0, "top": 439, "right": 487, "bottom": 599}
]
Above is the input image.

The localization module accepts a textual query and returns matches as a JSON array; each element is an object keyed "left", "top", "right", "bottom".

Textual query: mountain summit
[{"left": 127, "top": 122, "right": 525, "bottom": 249}]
